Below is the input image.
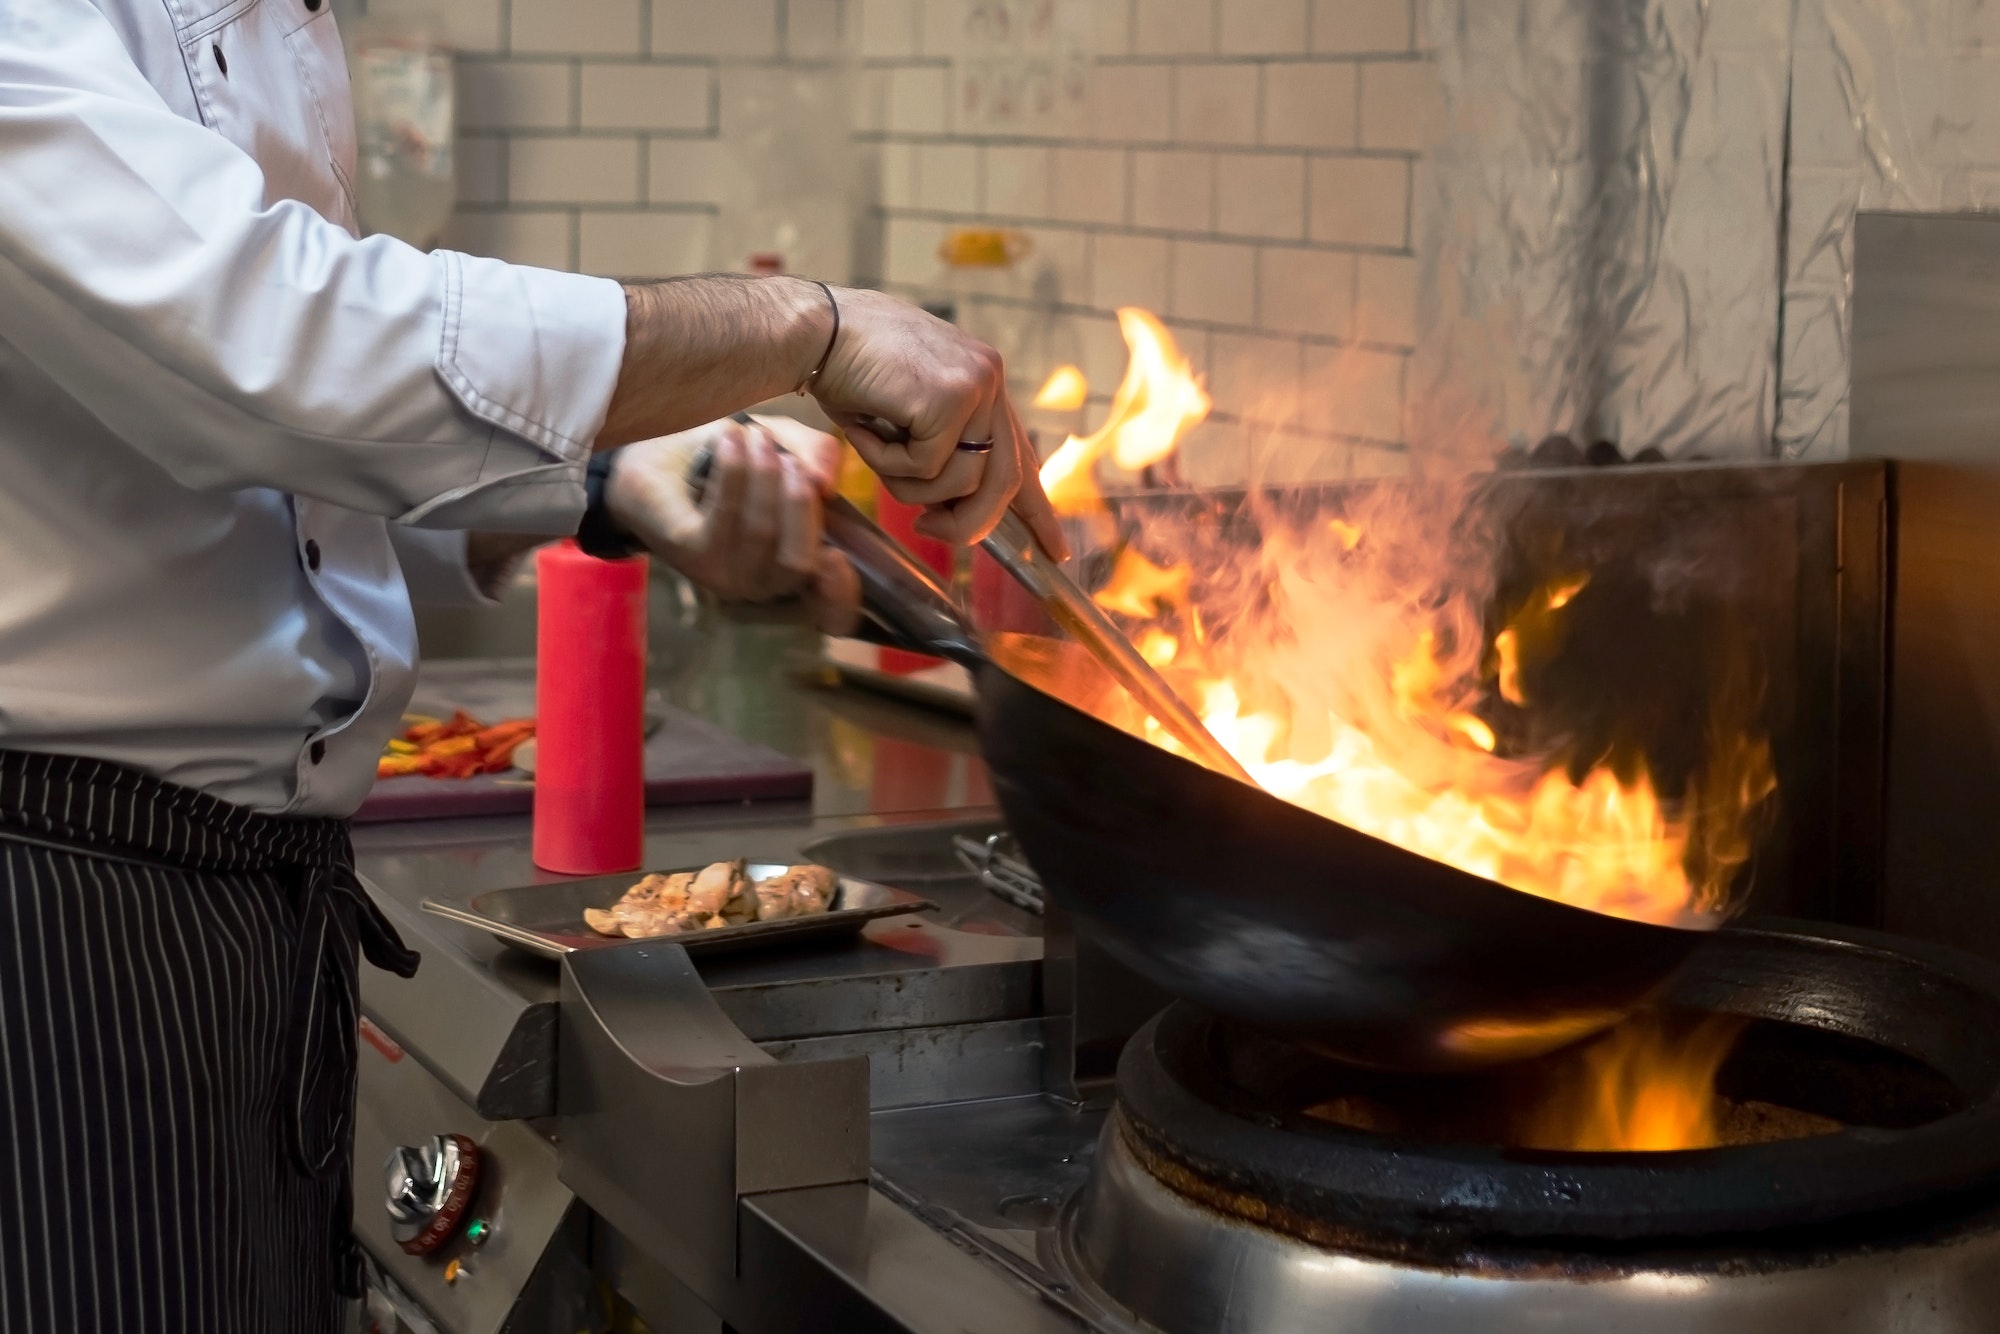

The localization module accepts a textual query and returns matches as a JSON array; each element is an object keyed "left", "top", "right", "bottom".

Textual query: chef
[{"left": 0, "top": 1, "right": 1062, "bottom": 1328}]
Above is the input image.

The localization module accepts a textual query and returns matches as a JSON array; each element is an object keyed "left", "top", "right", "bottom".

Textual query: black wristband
[{"left": 576, "top": 452, "right": 647, "bottom": 561}]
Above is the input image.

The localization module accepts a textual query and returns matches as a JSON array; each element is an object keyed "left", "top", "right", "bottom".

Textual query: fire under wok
[{"left": 827, "top": 496, "right": 1717, "bottom": 1073}]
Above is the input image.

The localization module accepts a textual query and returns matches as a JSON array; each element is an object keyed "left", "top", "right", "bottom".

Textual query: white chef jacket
[{"left": 0, "top": 0, "right": 630, "bottom": 814}]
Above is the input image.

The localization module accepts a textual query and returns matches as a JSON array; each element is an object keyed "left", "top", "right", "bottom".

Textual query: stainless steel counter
[
  {"left": 354, "top": 617, "right": 1015, "bottom": 1102},
  {"left": 351, "top": 619, "right": 1083, "bottom": 1332}
]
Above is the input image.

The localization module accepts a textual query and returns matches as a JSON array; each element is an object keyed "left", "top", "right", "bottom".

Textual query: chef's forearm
[{"left": 596, "top": 276, "right": 833, "bottom": 450}]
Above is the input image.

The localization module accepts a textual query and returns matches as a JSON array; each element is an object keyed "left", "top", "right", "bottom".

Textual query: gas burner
[{"left": 1059, "top": 922, "right": 2000, "bottom": 1333}]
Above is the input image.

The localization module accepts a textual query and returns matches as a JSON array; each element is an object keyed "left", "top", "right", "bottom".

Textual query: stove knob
[{"left": 383, "top": 1133, "right": 482, "bottom": 1258}]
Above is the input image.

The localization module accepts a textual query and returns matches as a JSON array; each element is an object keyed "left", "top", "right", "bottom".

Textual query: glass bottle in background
[
  {"left": 1010, "top": 264, "right": 1089, "bottom": 444},
  {"left": 346, "top": 11, "right": 456, "bottom": 249}
]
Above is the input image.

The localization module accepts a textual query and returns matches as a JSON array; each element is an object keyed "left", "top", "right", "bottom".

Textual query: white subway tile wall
[{"left": 395, "top": 0, "right": 1427, "bottom": 475}]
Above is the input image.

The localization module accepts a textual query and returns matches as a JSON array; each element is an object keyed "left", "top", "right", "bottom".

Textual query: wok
[{"left": 826, "top": 497, "right": 1715, "bottom": 1072}]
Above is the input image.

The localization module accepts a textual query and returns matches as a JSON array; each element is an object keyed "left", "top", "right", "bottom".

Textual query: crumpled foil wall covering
[{"left": 1413, "top": 0, "right": 2000, "bottom": 462}]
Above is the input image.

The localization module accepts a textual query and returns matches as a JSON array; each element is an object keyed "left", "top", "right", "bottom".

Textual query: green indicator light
[{"left": 465, "top": 1219, "right": 491, "bottom": 1245}]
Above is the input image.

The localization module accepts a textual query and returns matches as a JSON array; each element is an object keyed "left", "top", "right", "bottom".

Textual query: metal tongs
[
  {"left": 952, "top": 830, "right": 1046, "bottom": 914},
  {"left": 706, "top": 414, "right": 1252, "bottom": 784},
  {"left": 975, "top": 512, "right": 1253, "bottom": 783}
]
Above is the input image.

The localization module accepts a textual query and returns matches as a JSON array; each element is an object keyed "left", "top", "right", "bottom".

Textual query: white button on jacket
[{"left": 0, "top": 0, "right": 630, "bottom": 814}]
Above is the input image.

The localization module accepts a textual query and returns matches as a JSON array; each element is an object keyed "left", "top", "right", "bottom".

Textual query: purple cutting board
[{"left": 353, "top": 660, "right": 813, "bottom": 824}]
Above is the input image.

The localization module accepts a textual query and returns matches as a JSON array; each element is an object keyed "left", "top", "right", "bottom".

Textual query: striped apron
[{"left": 0, "top": 750, "right": 418, "bottom": 1332}]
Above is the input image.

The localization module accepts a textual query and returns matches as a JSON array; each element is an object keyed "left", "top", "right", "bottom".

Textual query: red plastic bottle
[
  {"left": 533, "top": 541, "right": 648, "bottom": 874},
  {"left": 874, "top": 488, "right": 958, "bottom": 674}
]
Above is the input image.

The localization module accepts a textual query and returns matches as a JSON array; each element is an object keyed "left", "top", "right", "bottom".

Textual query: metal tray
[{"left": 421, "top": 862, "right": 935, "bottom": 960}]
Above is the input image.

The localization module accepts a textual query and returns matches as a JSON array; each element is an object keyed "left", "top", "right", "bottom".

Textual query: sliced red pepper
[
  {"left": 472, "top": 719, "right": 535, "bottom": 748},
  {"left": 404, "top": 709, "right": 482, "bottom": 746}
]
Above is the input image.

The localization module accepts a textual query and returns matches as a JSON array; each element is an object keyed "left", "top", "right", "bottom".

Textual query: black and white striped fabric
[{"left": 0, "top": 750, "right": 418, "bottom": 1332}]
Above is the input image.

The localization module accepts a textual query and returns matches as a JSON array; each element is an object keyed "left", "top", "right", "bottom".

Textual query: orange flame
[
  {"left": 1546, "top": 576, "right": 1588, "bottom": 610},
  {"left": 1158, "top": 679, "right": 1727, "bottom": 926},
  {"left": 1118, "top": 515, "right": 1771, "bottom": 929},
  {"left": 1492, "top": 573, "right": 1589, "bottom": 707},
  {"left": 1137, "top": 629, "right": 1180, "bottom": 667},
  {"left": 1033, "top": 364, "right": 1090, "bottom": 412},
  {"left": 1528, "top": 1013, "right": 1744, "bottom": 1151},
  {"left": 1326, "top": 518, "right": 1364, "bottom": 551},
  {"left": 1494, "top": 628, "right": 1525, "bottom": 704},
  {"left": 1065, "top": 308, "right": 1773, "bottom": 933},
  {"left": 1093, "top": 546, "right": 1193, "bottom": 620},
  {"left": 1039, "top": 434, "right": 1107, "bottom": 516},
  {"left": 1037, "top": 309, "right": 1210, "bottom": 517},
  {"left": 1102, "top": 309, "right": 1211, "bottom": 471}
]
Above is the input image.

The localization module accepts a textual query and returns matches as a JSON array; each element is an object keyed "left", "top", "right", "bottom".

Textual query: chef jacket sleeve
[{"left": 0, "top": 0, "right": 626, "bottom": 533}]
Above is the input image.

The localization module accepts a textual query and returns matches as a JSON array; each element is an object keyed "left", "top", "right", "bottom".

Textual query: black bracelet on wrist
[{"left": 576, "top": 451, "right": 647, "bottom": 561}]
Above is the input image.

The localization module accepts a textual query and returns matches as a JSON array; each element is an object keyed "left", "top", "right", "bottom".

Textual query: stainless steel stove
[
  {"left": 868, "top": 911, "right": 2000, "bottom": 1334},
  {"left": 353, "top": 796, "right": 2000, "bottom": 1334}
]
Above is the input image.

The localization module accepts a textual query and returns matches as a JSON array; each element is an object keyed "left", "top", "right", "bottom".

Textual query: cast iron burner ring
[{"left": 1113, "top": 920, "right": 2000, "bottom": 1267}]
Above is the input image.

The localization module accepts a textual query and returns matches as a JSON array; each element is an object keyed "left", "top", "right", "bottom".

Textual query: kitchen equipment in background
[
  {"left": 357, "top": 808, "right": 2000, "bottom": 1332},
  {"left": 345, "top": 11, "right": 456, "bottom": 248},
  {"left": 1853, "top": 210, "right": 2000, "bottom": 964},
  {"left": 531, "top": 542, "right": 648, "bottom": 875},
  {"left": 953, "top": 829, "right": 1044, "bottom": 914},
  {"left": 1060, "top": 920, "right": 2000, "bottom": 1334}
]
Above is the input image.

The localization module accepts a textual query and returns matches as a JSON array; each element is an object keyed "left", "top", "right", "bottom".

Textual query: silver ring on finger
[{"left": 956, "top": 439, "right": 997, "bottom": 454}]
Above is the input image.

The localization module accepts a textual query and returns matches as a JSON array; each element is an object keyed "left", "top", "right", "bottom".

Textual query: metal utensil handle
[
  {"left": 979, "top": 513, "right": 1256, "bottom": 785},
  {"left": 952, "top": 833, "right": 1046, "bottom": 915},
  {"left": 823, "top": 494, "right": 986, "bottom": 670}
]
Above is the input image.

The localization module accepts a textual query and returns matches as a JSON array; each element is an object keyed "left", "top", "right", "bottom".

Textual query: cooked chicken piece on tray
[
  {"left": 685, "top": 859, "right": 746, "bottom": 918},
  {"left": 584, "top": 861, "right": 841, "bottom": 939},
  {"left": 582, "top": 870, "right": 697, "bottom": 937},
  {"left": 753, "top": 864, "right": 837, "bottom": 921}
]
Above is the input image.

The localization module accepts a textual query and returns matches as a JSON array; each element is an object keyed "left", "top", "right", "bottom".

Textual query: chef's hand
[
  {"left": 601, "top": 276, "right": 1065, "bottom": 558},
  {"left": 806, "top": 287, "right": 1066, "bottom": 556},
  {"left": 603, "top": 416, "right": 861, "bottom": 635}
]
